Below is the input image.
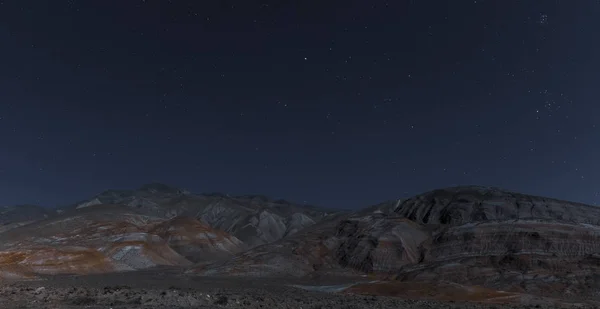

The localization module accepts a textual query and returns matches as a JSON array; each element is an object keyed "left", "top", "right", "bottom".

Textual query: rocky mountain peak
[
  {"left": 394, "top": 185, "right": 600, "bottom": 225},
  {"left": 138, "top": 183, "right": 190, "bottom": 195}
]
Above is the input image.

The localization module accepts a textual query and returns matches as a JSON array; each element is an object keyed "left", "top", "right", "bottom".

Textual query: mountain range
[{"left": 1, "top": 183, "right": 599, "bottom": 306}]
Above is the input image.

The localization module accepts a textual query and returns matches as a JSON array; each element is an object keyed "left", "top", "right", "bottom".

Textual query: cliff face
[{"left": 393, "top": 186, "right": 600, "bottom": 298}]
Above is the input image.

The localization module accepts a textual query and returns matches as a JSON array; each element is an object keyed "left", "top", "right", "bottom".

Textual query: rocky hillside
[
  {"left": 0, "top": 183, "right": 334, "bottom": 279},
  {"left": 0, "top": 204, "right": 245, "bottom": 279},
  {"left": 68, "top": 183, "right": 334, "bottom": 248},
  {"left": 4, "top": 184, "right": 600, "bottom": 304},
  {"left": 187, "top": 211, "right": 429, "bottom": 278},
  {"left": 394, "top": 186, "right": 600, "bottom": 298},
  {"left": 147, "top": 216, "right": 246, "bottom": 262},
  {"left": 190, "top": 186, "right": 600, "bottom": 301}
]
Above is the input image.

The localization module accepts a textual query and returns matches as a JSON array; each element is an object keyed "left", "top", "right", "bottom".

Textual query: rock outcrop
[
  {"left": 393, "top": 186, "right": 600, "bottom": 298},
  {"left": 191, "top": 186, "right": 600, "bottom": 301},
  {"left": 395, "top": 186, "right": 600, "bottom": 225}
]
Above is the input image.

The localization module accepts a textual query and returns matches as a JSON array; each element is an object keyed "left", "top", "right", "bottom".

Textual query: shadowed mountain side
[
  {"left": 189, "top": 186, "right": 600, "bottom": 303},
  {"left": 390, "top": 186, "right": 600, "bottom": 298},
  {"left": 394, "top": 186, "right": 600, "bottom": 225},
  {"left": 187, "top": 212, "right": 430, "bottom": 278},
  {"left": 0, "top": 205, "right": 55, "bottom": 233}
]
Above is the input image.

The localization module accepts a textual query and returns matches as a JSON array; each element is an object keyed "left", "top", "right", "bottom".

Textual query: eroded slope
[
  {"left": 191, "top": 186, "right": 600, "bottom": 303},
  {"left": 70, "top": 183, "right": 333, "bottom": 248},
  {"left": 0, "top": 205, "right": 242, "bottom": 279}
]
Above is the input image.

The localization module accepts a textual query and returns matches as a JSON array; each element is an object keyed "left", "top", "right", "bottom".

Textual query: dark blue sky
[{"left": 1, "top": 1, "right": 599, "bottom": 209}]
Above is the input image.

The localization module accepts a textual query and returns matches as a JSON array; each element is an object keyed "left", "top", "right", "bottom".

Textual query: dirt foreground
[{"left": 0, "top": 268, "right": 594, "bottom": 309}]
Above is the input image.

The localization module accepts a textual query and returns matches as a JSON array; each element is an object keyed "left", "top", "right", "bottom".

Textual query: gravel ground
[
  {"left": 0, "top": 268, "right": 593, "bottom": 309},
  {"left": 0, "top": 284, "right": 536, "bottom": 309}
]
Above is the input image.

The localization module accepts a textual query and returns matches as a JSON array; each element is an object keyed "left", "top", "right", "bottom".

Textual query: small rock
[{"left": 214, "top": 295, "right": 228, "bottom": 305}]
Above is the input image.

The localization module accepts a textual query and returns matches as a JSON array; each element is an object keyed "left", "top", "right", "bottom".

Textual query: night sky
[{"left": 1, "top": 1, "right": 599, "bottom": 209}]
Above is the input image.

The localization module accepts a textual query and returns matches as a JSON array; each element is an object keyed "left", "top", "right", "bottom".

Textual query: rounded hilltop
[{"left": 395, "top": 185, "right": 600, "bottom": 225}]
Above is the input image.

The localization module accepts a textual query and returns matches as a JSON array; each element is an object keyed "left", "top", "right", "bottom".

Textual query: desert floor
[{"left": 0, "top": 267, "right": 586, "bottom": 309}]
